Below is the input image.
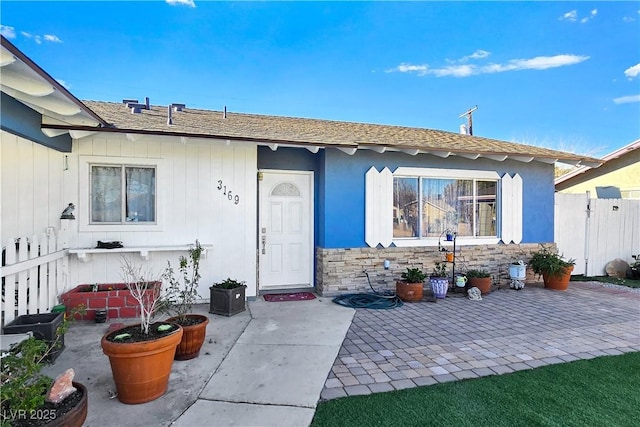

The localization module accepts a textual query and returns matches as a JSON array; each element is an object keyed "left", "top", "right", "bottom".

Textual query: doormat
[{"left": 263, "top": 292, "right": 316, "bottom": 302}]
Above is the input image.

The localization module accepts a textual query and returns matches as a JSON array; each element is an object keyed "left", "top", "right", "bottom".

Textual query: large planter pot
[
  {"left": 209, "top": 286, "right": 246, "bottom": 316},
  {"left": 2, "top": 312, "right": 65, "bottom": 362},
  {"left": 167, "top": 314, "right": 209, "bottom": 361},
  {"left": 101, "top": 323, "right": 183, "bottom": 404},
  {"left": 45, "top": 382, "right": 88, "bottom": 427},
  {"left": 429, "top": 277, "right": 449, "bottom": 299},
  {"left": 509, "top": 263, "right": 527, "bottom": 280},
  {"left": 468, "top": 277, "right": 492, "bottom": 294},
  {"left": 543, "top": 265, "right": 574, "bottom": 291},
  {"left": 395, "top": 281, "right": 423, "bottom": 302}
]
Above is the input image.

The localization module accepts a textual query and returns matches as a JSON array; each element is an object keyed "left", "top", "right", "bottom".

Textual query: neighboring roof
[
  {"left": 0, "top": 36, "right": 107, "bottom": 128},
  {"left": 43, "top": 99, "right": 602, "bottom": 167},
  {"left": 555, "top": 139, "right": 640, "bottom": 186}
]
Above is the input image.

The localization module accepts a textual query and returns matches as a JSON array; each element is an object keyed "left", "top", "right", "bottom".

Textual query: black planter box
[
  {"left": 2, "top": 312, "right": 65, "bottom": 361},
  {"left": 209, "top": 286, "right": 246, "bottom": 316}
]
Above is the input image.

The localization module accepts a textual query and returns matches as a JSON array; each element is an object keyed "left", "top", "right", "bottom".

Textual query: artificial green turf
[{"left": 312, "top": 352, "right": 640, "bottom": 427}]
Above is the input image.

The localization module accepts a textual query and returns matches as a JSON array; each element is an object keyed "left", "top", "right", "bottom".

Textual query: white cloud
[
  {"left": 166, "top": 0, "right": 196, "bottom": 7},
  {"left": 459, "top": 50, "right": 491, "bottom": 63},
  {"left": 44, "top": 34, "right": 62, "bottom": 43},
  {"left": 613, "top": 95, "right": 640, "bottom": 104},
  {"left": 560, "top": 10, "right": 577, "bottom": 22},
  {"left": 1, "top": 25, "right": 16, "bottom": 39},
  {"left": 387, "top": 54, "right": 589, "bottom": 78},
  {"left": 624, "top": 63, "right": 640, "bottom": 79},
  {"left": 561, "top": 9, "right": 596, "bottom": 24}
]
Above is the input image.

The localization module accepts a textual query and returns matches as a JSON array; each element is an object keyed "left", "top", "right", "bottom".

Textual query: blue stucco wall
[{"left": 257, "top": 146, "right": 556, "bottom": 249}]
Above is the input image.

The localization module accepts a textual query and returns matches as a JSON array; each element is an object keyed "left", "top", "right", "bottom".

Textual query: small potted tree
[
  {"left": 101, "top": 259, "right": 183, "bottom": 404},
  {"left": 430, "top": 261, "right": 449, "bottom": 299},
  {"left": 161, "top": 240, "right": 210, "bottom": 360},
  {"left": 395, "top": 267, "right": 426, "bottom": 302},
  {"left": 210, "top": 278, "right": 247, "bottom": 316},
  {"left": 528, "top": 246, "right": 576, "bottom": 291},
  {"left": 466, "top": 269, "right": 492, "bottom": 294},
  {"left": 1, "top": 307, "right": 88, "bottom": 427}
]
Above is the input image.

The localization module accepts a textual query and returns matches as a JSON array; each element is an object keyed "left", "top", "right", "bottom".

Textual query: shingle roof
[{"left": 68, "top": 101, "right": 600, "bottom": 167}]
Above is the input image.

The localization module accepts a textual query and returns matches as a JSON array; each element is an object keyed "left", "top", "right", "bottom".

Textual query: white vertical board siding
[
  {"left": 511, "top": 174, "right": 523, "bottom": 244},
  {"left": 0, "top": 131, "right": 66, "bottom": 244},
  {"left": 68, "top": 134, "right": 258, "bottom": 299},
  {"left": 365, "top": 167, "right": 393, "bottom": 248}
]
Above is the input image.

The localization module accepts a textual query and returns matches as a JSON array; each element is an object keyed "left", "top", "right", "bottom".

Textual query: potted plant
[
  {"left": 466, "top": 269, "right": 492, "bottom": 294},
  {"left": 1, "top": 308, "right": 88, "bottom": 427},
  {"left": 210, "top": 278, "right": 247, "bottom": 316},
  {"left": 430, "top": 261, "right": 449, "bottom": 299},
  {"left": 528, "top": 246, "right": 576, "bottom": 291},
  {"left": 395, "top": 267, "right": 426, "bottom": 302},
  {"left": 100, "top": 259, "right": 183, "bottom": 404},
  {"left": 509, "top": 260, "right": 527, "bottom": 290},
  {"left": 161, "top": 240, "right": 210, "bottom": 360}
]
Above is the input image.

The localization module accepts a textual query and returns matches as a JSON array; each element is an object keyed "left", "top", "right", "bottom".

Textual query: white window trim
[
  {"left": 392, "top": 167, "right": 499, "bottom": 245},
  {"left": 79, "top": 155, "right": 165, "bottom": 232}
]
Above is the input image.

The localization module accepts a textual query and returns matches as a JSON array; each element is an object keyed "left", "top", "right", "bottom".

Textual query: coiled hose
[{"left": 332, "top": 271, "right": 403, "bottom": 309}]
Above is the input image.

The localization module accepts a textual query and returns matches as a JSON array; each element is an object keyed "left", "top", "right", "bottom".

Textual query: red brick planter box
[{"left": 60, "top": 282, "right": 161, "bottom": 321}]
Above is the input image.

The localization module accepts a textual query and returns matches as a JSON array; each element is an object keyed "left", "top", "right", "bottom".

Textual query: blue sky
[{"left": 1, "top": 1, "right": 639, "bottom": 157}]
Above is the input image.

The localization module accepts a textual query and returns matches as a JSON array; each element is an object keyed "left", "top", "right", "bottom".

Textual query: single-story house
[
  {"left": 555, "top": 139, "right": 640, "bottom": 199},
  {"left": 1, "top": 36, "right": 603, "bottom": 305}
]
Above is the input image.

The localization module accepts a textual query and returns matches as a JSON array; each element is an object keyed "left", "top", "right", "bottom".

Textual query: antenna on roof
[{"left": 458, "top": 105, "right": 478, "bottom": 136}]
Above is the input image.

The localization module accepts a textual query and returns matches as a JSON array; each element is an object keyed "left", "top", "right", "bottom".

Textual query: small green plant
[
  {"left": 0, "top": 305, "right": 85, "bottom": 425},
  {"left": 529, "top": 245, "right": 575, "bottom": 278},
  {"left": 212, "top": 278, "right": 246, "bottom": 289},
  {"left": 466, "top": 269, "right": 490, "bottom": 278},
  {"left": 401, "top": 267, "right": 426, "bottom": 283},
  {"left": 432, "top": 262, "right": 448, "bottom": 278},
  {"left": 161, "top": 240, "right": 203, "bottom": 323}
]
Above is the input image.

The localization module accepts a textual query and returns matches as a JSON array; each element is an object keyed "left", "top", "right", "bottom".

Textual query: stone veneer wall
[{"left": 316, "top": 243, "right": 553, "bottom": 296}]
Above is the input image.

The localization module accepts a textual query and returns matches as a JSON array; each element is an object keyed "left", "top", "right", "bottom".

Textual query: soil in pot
[
  {"left": 101, "top": 322, "right": 182, "bottom": 404},
  {"left": 7, "top": 382, "right": 87, "bottom": 427},
  {"left": 167, "top": 314, "right": 209, "bottom": 360}
]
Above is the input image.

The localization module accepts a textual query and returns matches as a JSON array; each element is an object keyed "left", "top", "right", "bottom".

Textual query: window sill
[
  {"left": 393, "top": 238, "right": 500, "bottom": 247},
  {"left": 69, "top": 244, "right": 212, "bottom": 263}
]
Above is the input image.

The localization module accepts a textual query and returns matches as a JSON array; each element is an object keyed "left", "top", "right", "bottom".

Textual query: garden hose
[{"left": 332, "top": 270, "right": 403, "bottom": 309}]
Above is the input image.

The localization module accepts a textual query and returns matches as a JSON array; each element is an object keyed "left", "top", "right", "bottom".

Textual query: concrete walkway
[{"left": 42, "top": 297, "right": 354, "bottom": 427}]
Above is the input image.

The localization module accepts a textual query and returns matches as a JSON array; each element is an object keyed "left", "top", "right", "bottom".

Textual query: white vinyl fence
[
  {"left": 555, "top": 193, "right": 640, "bottom": 277},
  {"left": 1, "top": 230, "right": 69, "bottom": 326}
]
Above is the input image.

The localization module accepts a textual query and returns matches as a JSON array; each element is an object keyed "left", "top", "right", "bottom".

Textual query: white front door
[{"left": 259, "top": 170, "right": 314, "bottom": 290}]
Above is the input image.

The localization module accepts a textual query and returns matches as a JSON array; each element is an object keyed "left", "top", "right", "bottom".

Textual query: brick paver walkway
[{"left": 320, "top": 281, "right": 640, "bottom": 400}]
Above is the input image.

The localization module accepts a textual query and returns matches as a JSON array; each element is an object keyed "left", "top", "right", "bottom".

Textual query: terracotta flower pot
[
  {"left": 468, "top": 277, "right": 492, "bottom": 294},
  {"left": 396, "top": 281, "right": 424, "bottom": 302},
  {"left": 167, "top": 314, "right": 209, "bottom": 361},
  {"left": 543, "top": 265, "right": 574, "bottom": 291},
  {"left": 46, "top": 382, "right": 88, "bottom": 427},
  {"left": 101, "top": 323, "right": 183, "bottom": 404}
]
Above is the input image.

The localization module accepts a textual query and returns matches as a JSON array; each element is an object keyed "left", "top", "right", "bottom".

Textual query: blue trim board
[{"left": 0, "top": 92, "right": 72, "bottom": 152}]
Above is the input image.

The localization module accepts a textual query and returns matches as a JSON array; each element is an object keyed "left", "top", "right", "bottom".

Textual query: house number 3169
[{"left": 217, "top": 180, "right": 240, "bottom": 205}]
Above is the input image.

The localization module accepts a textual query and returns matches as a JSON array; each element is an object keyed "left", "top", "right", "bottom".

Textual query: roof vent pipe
[
  {"left": 223, "top": 106, "right": 227, "bottom": 119},
  {"left": 167, "top": 105, "right": 173, "bottom": 125},
  {"left": 459, "top": 124, "right": 467, "bottom": 135},
  {"left": 145, "top": 97, "right": 150, "bottom": 110}
]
